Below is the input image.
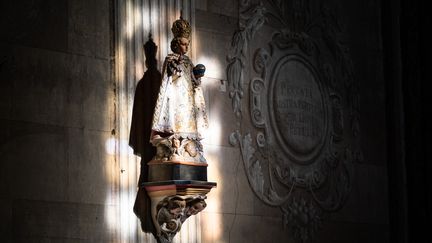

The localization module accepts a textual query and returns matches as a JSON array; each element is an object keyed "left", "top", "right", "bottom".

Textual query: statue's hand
[{"left": 166, "top": 54, "right": 182, "bottom": 77}]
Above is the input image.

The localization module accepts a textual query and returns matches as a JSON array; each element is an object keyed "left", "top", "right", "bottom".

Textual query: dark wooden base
[{"left": 148, "top": 160, "right": 208, "bottom": 182}]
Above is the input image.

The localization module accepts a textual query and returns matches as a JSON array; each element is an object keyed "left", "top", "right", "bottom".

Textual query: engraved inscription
[{"left": 273, "top": 59, "right": 325, "bottom": 155}]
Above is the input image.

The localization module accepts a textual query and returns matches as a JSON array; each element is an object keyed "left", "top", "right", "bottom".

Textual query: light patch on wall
[
  {"left": 105, "top": 138, "right": 134, "bottom": 156},
  {"left": 195, "top": 52, "right": 226, "bottom": 242},
  {"left": 202, "top": 145, "right": 223, "bottom": 240},
  {"left": 196, "top": 55, "right": 223, "bottom": 81},
  {"left": 135, "top": 55, "right": 144, "bottom": 79},
  {"left": 120, "top": 188, "right": 139, "bottom": 241},
  {"left": 202, "top": 113, "right": 222, "bottom": 147},
  {"left": 104, "top": 192, "right": 119, "bottom": 232},
  {"left": 104, "top": 135, "right": 140, "bottom": 241}
]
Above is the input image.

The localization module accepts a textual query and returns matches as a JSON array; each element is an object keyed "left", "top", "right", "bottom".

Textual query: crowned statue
[
  {"left": 131, "top": 17, "right": 215, "bottom": 243},
  {"left": 150, "top": 17, "right": 208, "bottom": 164}
]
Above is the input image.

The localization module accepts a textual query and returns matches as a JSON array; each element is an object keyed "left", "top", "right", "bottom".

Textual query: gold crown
[{"left": 171, "top": 18, "right": 191, "bottom": 39}]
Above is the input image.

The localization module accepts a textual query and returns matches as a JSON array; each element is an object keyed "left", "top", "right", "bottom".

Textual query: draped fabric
[{"left": 151, "top": 54, "right": 208, "bottom": 140}]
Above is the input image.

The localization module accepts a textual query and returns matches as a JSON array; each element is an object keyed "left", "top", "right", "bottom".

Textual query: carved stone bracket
[
  {"left": 227, "top": 0, "right": 361, "bottom": 242},
  {"left": 143, "top": 180, "right": 216, "bottom": 243}
]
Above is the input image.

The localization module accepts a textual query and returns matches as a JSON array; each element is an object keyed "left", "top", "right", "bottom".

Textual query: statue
[
  {"left": 150, "top": 17, "right": 208, "bottom": 164},
  {"left": 133, "top": 17, "right": 216, "bottom": 243}
]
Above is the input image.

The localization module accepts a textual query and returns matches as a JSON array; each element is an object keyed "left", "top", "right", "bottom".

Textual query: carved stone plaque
[
  {"left": 269, "top": 56, "right": 326, "bottom": 163},
  {"left": 227, "top": 0, "right": 362, "bottom": 241}
]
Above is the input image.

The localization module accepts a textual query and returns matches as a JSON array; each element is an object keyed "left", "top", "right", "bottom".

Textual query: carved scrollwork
[
  {"left": 330, "top": 93, "right": 344, "bottom": 142},
  {"left": 228, "top": 0, "right": 360, "bottom": 242},
  {"left": 282, "top": 196, "right": 323, "bottom": 243},
  {"left": 253, "top": 48, "right": 271, "bottom": 76},
  {"left": 250, "top": 77, "right": 266, "bottom": 128},
  {"left": 230, "top": 131, "right": 265, "bottom": 196},
  {"left": 227, "top": 4, "right": 266, "bottom": 117},
  {"left": 272, "top": 30, "right": 316, "bottom": 56},
  {"left": 256, "top": 132, "right": 266, "bottom": 147},
  {"left": 153, "top": 195, "right": 207, "bottom": 243}
]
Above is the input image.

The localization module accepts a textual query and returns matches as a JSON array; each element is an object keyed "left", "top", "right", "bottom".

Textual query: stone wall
[
  {"left": 195, "top": 0, "right": 389, "bottom": 242},
  {"left": 0, "top": 0, "right": 117, "bottom": 242},
  {"left": 0, "top": 0, "right": 390, "bottom": 242}
]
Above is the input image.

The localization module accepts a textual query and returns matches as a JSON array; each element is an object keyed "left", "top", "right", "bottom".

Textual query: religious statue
[
  {"left": 133, "top": 17, "right": 216, "bottom": 243},
  {"left": 150, "top": 17, "right": 208, "bottom": 164}
]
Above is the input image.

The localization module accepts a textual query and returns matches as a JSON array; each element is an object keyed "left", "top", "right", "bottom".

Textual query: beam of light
[
  {"left": 202, "top": 145, "right": 222, "bottom": 241},
  {"left": 194, "top": 45, "right": 225, "bottom": 241},
  {"left": 196, "top": 56, "right": 223, "bottom": 81},
  {"left": 110, "top": 1, "right": 221, "bottom": 242},
  {"left": 105, "top": 138, "right": 134, "bottom": 156}
]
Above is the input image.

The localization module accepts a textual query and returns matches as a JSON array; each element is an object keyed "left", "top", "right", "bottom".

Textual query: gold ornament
[{"left": 171, "top": 18, "right": 191, "bottom": 40}]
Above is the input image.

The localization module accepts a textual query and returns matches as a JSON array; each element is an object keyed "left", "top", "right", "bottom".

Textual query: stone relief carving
[
  {"left": 227, "top": 1, "right": 362, "bottom": 242},
  {"left": 153, "top": 195, "right": 207, "bottom": 243},
  {"left": 151, "top": 134, "right": 206, "bottom": 163},
  {"left": 226, "top": 4, "right": 266, "bottom": 117}
]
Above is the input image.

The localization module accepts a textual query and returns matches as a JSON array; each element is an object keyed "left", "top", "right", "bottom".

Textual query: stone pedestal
[{"left": 142, "top": 164, "right": 216, "bottom": 243}]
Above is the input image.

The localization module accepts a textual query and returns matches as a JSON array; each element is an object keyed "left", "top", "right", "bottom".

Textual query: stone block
[
  {"left": 253, "top": 198, "right": 283, "bottom": 218},
  {"left": 68, "top": 0, "right": 110, "bottom": 58},
  {"left": 195, "top": 0, "right": 207, "bottom": 11},
  {"left": 0, "top": 0, "right": 68, "bottom": 52},
  {"left": 0, "top": 50, "right": 13, "bottom": 119},
  {"left": 207, "top": 0, "right": 238, "bottom": 18},
  {"left": 358, "top": 51, "right": 386, "bottom": 166},
  {"left": 204, "top": 145, "right": 254, "bottom": 215},
  {"left": 0, "top": 198, "right": 12, "bottom": 243},
  {"left": 315, "top": 220, "right": 389, "bottom": 243},
  {"left": 1, "top": 44, "right": 112, "bottom": 131},
  {"left": 339, "top": 0, "right": 382, "bottom": 53},
  {"left": 196, "top": 10, "right": 237, "bottom": 35},
  {"left": 332, "top": 163, "right": 389, "bottom": 225},
  {"left": 227, "top": 214, "right": 287, "bottom": 243},
  {"left": 201, "top": 212, "right": 235, "bottom": 243},
  {"left": 195, "top": 31, "right": 232, "bottom": 81},
  {"left": 252, "top": 215, "right": 294, "bottom": 243},
  {"left": 66, "top": 128, "right": 113, "bottom": 204},
  {"left": 0, "top": 120, "right": 68, "bottom": 202},
  {"left": 234, "top": 159, "right": 258, "bottom": 215},
  {"left": 201, "top": 77, "right": 238, "bottom": 147},
  {"left": 12, "top": 199, "right": 116, "bottom": 242}
]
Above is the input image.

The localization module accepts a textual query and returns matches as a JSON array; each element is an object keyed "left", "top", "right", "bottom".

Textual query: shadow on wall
[{"left": 129, "top": 36, "right": 161, "bottom": 237}]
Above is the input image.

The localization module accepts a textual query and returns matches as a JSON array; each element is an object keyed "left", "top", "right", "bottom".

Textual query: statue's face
[
  {"left": 169, "top": 200, "right": 186, "bottom": 216},
  {"left": 187, "top": 202, "right": 205, "bottom": 216},
  {"left": 178, "top": 37, "right": 189, "bottom": 55}
]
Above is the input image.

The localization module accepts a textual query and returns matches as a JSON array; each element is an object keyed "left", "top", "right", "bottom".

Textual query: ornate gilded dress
[{"left": 151, "top": 54, "right": 208, "bottom": 140}]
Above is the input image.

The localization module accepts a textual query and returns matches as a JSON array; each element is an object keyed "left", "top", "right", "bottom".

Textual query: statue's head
[
  {"left": 170, "top": 18, "right": 191, "bottom": 54},
  {"left": 185, "top": 196, "right": 207, "bottom": 216}
]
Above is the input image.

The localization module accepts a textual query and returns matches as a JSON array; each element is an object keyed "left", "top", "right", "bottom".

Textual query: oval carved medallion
[{"left": 269, "top": 55, "right": 327, "bottom": 164}]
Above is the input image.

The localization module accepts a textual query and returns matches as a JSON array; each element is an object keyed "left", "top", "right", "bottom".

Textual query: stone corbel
[{"left": 142, "top": 180, "right": 216, "bottom": 243}]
